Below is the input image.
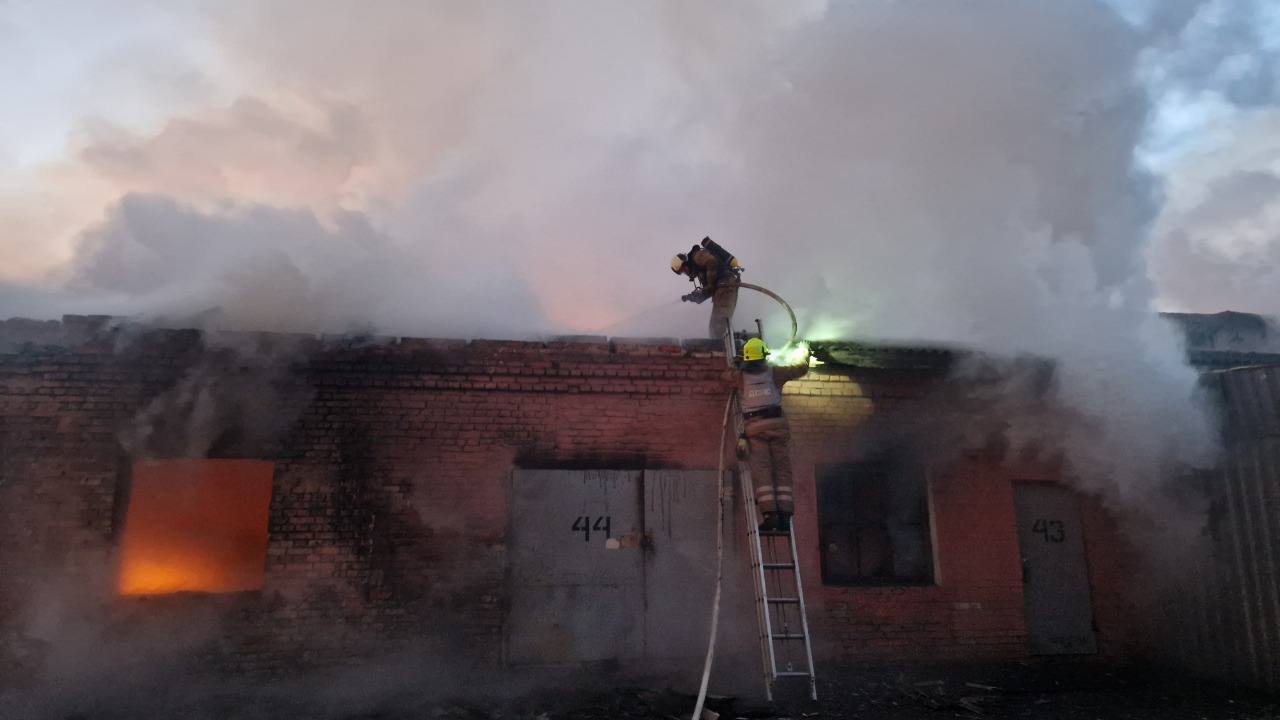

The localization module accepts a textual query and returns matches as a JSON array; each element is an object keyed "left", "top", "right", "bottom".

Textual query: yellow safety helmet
[
  {"left": 670, "top": 254, "right": 688, "bottom": 274},
  {"left": 742, "top": 337, "right": 768, "bottom": 362}
]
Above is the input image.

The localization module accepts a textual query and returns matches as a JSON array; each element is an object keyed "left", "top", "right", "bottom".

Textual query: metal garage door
[
  {"left": 1013, "top": 483, "right": 1098, "bottom": 655},
  {"left": 506, "top": 468, "right": 724, "bottom": 666},
  {"left": 507, "top": 470, "right": 646, "bottom": 663}
]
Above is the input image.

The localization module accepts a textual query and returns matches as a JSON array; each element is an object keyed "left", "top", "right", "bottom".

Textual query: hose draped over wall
[{"left": 690, "top": 391, "right": 735, "bottom": 720}]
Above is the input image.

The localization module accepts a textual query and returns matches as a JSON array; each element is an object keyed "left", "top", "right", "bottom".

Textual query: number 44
[{"left": 572, "top": 515, "right": 612, "bottom": 542}]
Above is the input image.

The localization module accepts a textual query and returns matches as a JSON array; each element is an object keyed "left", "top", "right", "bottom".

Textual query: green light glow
[
  {"left": 803, "top": 316, "right": 857, "bottom": 341},
  {"left": 768, "top": 340, "right": 811, "bottom": 367}
]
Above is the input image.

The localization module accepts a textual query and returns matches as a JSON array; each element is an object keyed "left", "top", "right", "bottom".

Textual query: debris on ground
[
  {"left": 9, "top": 661, "right": 1279, "bottom": 719},
  {"left": 895, "top": 675, "right": 1002, "bottom": 715},
  {"left": 389, "top": 663, "right": 1280, "bottom": 720}
]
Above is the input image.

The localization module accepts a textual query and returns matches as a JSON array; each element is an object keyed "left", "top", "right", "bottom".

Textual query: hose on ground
[{"left": 691, "top": 390, "right": 735, "bottom": 720}]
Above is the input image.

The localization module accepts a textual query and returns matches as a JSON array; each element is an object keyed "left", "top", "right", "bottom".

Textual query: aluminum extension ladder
[{"left": 722, "top": 324, "right": 818, "bottom": 701}]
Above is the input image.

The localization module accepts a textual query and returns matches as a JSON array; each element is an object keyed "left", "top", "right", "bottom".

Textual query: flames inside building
[{"left": 117, "top": 459, "right": 273, "bottom": 596}]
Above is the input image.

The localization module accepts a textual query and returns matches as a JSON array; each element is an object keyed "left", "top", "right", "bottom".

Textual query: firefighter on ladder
[{"left": 730, "top": 337, "right": 810, "bottom": 532}]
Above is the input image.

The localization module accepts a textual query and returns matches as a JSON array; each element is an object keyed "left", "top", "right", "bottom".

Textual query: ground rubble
[
  {"left": 405, "top": 663, "right": 1279, "bottom": 720},
  {"left": 9, "top": 661, "right": 1279, "bottom": 719}
]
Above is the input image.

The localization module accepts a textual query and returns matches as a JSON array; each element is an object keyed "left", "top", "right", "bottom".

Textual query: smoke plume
[{"left": 3, "top": 3, "right": 1273, "bottom": 546}]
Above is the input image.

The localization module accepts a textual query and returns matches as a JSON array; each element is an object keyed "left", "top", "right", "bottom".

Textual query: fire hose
[
  {"left": 691, "top": 390, "right": 734, "bottom": 720},
  {"left": 737, "top": 282, "right": 798, "bottom": 350},
  {"left": 684, "top": 281, "right": 799, "bottom": 350},
  {"left": 689, "top": 281, "right": 801, "bottom": 719}
]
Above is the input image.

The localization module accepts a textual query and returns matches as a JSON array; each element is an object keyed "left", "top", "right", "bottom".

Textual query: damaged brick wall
[
  {"left": 784, "top": 367, "right": 1142, "bottom": 664},
  {"left": 0, "top": 318, "right": 1143, "bottom": 680},
  {"left": 254, "top": 335, "right": 731, "bottom": 670},
  {"left": 0, "top": 322, "right": 730, "bottom": 678},
  {"left": 784, "top": 368, "right": 1028, "bottom": 662}
]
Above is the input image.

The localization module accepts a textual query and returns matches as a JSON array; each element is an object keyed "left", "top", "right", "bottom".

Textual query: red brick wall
[
  {"left": 0, "top": 319, "right": 1144, "bottom": 679},
  {"left": 781, "top": 367, "right": 1145, "bottom": 665},
  {"left": 1079, "top": 493, "right": 1147, "bottom": 660},
  {"left": 785, "top": 370, "right": 1029, "bottom": 662}
]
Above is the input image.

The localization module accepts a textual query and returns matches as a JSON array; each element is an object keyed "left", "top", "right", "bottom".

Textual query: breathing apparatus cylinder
[{"left": 700, "top": 237, "right": 742, "bottom": 273}]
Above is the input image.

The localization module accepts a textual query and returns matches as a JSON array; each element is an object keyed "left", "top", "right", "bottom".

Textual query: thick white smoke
[
  {"left": 60, "top": 194, "right": 546, "bottom": 338},
  {"left": 3, "top": 0, "right": 1266, "bottom": 511}
]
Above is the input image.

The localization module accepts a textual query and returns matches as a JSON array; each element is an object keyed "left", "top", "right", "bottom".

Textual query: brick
[{"left": 0, "top": 323, "right": 1147, "bottom": 677}]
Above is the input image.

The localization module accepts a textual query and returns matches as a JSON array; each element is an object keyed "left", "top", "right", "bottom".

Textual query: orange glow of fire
[{"left": 117, "top": 459, "right": 274, "bottom": 596}]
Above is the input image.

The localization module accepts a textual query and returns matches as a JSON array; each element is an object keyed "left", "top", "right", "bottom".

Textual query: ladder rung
[
  {"left": 763, "top": 562, "right": 795, "bottom": 569},
  {"left": 772, "top": 633, "right": 806, "bottom": 639},
  {"left": 776, "top": 671, "right": 812, "bottom": 677},
  {"left": 767, "top": 597, "right": 800, "bottom": 603}
]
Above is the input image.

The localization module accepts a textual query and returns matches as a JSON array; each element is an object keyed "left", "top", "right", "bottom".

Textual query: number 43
[{"left": 1032, "top": 518, "right": 1065, "bottom": 543}]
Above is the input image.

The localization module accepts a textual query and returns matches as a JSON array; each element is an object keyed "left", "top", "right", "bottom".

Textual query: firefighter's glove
[
  {"left": 681, "top": 289, "right": 709, "bottom": 304},
  {"left": 736, "top": 435, "right": 751, "bottom": 460}
]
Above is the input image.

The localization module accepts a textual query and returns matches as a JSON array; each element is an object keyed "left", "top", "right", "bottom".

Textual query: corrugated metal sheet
[
  {"left": 1214, "top": 365, "right": 1280, "bottom": 440},
  {"left": 1218, "top": 434, "right": 1280, "bottom": 688},
  {"left": 1156, "top": 365, "right": 1280, "bottom": 690}
]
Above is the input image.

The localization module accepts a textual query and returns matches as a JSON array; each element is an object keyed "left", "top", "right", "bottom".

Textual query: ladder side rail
[
  {"left": 787, "top": 526, "right": 819, "bottom": 700},
  {"left": 730, "top": 385, "right": 780, "bottom": 682},
  {"left": 742, "top": 459, "right": 780, "bottom": 682},
  {"left": 735, "top": 428, "right": 780, "bottom": 683},
  {"left": 734, "top": 417, "right": 773, "bottom": 695},
  {"left": 739, "top": 457, "right": 775, "bottom": 700}
]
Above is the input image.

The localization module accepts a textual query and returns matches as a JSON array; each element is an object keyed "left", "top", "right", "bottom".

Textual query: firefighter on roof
[
  {"left": 671, "top": 236, "right": 742, "bottom": 340},
  {"left": 730, "top": 337, "right": 809, "bottom": 532}
]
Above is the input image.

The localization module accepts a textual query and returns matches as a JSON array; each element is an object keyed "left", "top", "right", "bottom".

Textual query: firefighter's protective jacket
[{"left": 724, "top": 355, "right": 809, "bottom": 515}]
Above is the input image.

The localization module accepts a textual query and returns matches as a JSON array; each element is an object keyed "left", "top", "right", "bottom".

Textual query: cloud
[
  {"left": 78, "top": 97, "right": 373, "bottom": 212},
  {"left": 1144, "top": 0, "right": 1280, "bottom": 107},
  {"left": 1131, "top": 0, "right": 1280, "bottom": 317},
  {"left": 1151, "top": 166, "right": 1280, "bottom": 313},
  {"left": 1148, "top": 107, "right": 1280, "bottom": 314},
  {"left": 1183, "top": 169, "right": 1280, "bottom": 229}
]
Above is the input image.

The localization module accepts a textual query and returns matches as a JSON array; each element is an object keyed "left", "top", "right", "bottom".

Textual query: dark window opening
[{"left": 817, "top": 460, "right": 934, "bottom": 586}]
